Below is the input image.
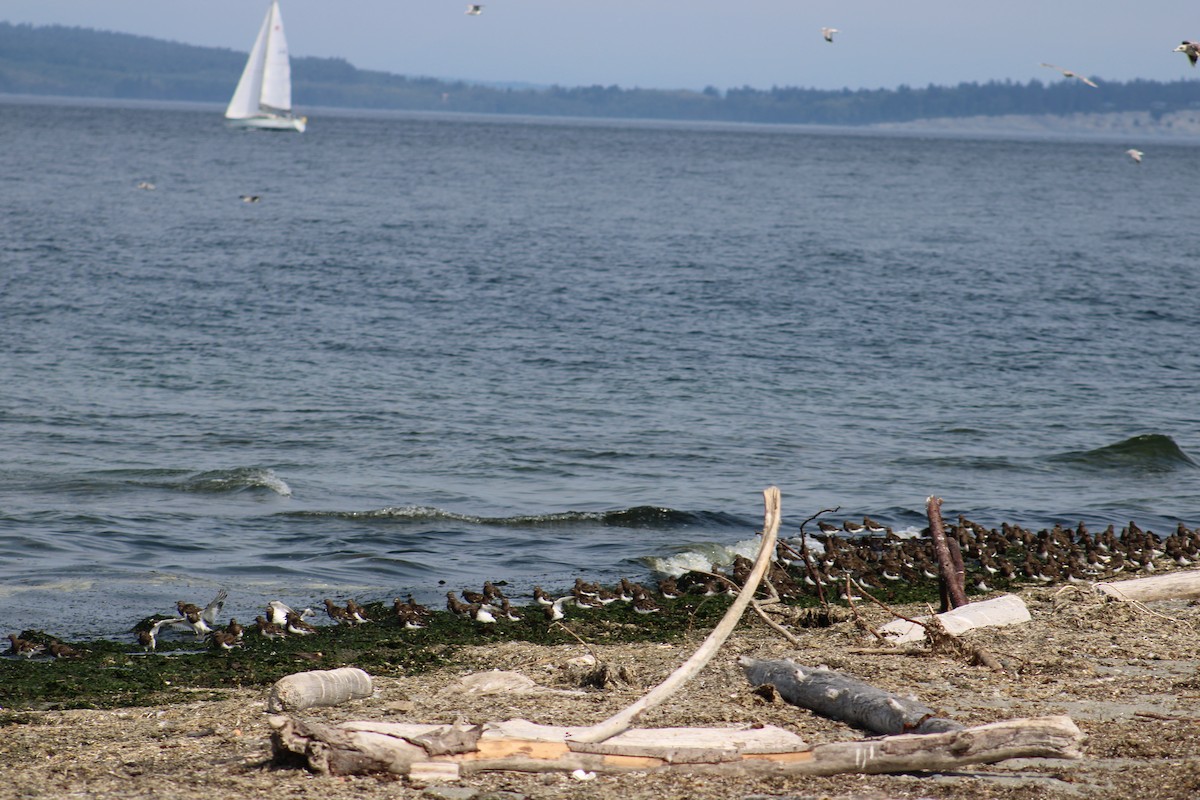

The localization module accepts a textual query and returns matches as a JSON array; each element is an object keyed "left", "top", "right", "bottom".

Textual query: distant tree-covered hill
[{"left": 2, "top": 21, "right": 1200, "bottom": 125}]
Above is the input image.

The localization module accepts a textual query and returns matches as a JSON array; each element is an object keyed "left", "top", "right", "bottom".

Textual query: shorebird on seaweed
[
  {"left": 324, "top": 599, "right": 353, "bottom": 625},
  {"left": 285, "top": 612, "right": 318, "bottom": 636},
  {"left": 345, "top": 599, "right": 371, "bottom": 624},
  {"left": 7, "top": 633, "right": 44, "bottom": 658},
  {"left": 267, "top": 600, "right": 312, "bottom": 626},
  {"left": 255, "top": 615, "right": 287, "bottom": 639},
  {"left": 176, "top": 588, "right": 227, "bottom": 636}
]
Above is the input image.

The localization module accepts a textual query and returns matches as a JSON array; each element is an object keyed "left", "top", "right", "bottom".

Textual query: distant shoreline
[
  {"left": 871, "top": 109, "right": 1200, "bottom": 140},
  {"left": 6, "top": 91, "right": 1200, "bottom": 143}
]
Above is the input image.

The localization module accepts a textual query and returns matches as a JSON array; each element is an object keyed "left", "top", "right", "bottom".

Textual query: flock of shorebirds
[{"left": 8, "top": 515, "right": 1199, "bottom": 660}]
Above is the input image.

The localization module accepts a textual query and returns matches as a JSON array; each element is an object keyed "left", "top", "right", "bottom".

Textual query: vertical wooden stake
[{"left": 926, "top": 496, "right": 968, "bottom": 610}]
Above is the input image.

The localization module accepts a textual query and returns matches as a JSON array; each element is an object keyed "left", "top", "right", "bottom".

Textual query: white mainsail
[{"left": 226, "top": 1, "right": 305, "bottom": 131}]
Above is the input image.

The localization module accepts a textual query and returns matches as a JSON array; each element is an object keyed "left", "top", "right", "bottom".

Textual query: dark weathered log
[
  {"left": 739, "top": 657, "right": 962, "bottom": 735},
  {"left": 926, "top": 496, "right": 968, "bottom": 610}
]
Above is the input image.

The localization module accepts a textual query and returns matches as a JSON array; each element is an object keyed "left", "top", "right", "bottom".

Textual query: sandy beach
[{"left": 3, "top": 580, "right": 1199, "bottom": 800}]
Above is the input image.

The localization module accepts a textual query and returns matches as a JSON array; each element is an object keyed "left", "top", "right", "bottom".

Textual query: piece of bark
[
  {"left": 1095, "top": 569, "right": 1200, "bottom": 602},
  {"left": 739, "top": 657, "right": 961, "bottom": 735},
  {"left": 267, "top": 667, "right": 374, "bottom": 712},
  {"left": 875, "top": 593, "right": 1031, "bottom": 644},
  {"left": 568, "top": 486, "right": 783, "bottom": 744},
  {"left": 268, "top": 714, "right": 1083, "bottom": 777}
]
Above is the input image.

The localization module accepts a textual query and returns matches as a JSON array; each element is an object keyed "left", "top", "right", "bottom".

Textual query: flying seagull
[
  {"left": 466, "top": 4, "right": 483, "bottom": 14},
  {"left": 1175, "top": 41, "right": 1199, "bottom": 66},
  {"left": 1040, "top": 63, "right": 1099, "bottom": 88},
  {"left": 1126, "top": 148, "right": 1143, "bottom": 164},
  {"left": 821, "top": 27, "right": 838, "bottom": 43}
]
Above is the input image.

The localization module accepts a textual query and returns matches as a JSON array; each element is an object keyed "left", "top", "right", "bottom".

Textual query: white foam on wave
[
  {"left": 645, "top": 536, "right": 766, "bottom": 577},
  {"left": 257, "top": 469, "right": 293, "bottom": 497},
  {"left": 0, "top": 579, "right": 96, "bottom": 598}
]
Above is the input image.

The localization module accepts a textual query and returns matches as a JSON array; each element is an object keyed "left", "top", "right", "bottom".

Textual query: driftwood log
[
  {"left": 1096, "top": 569, "right": 1200, "bottom": 602},
  {"left": 267, "top": 667, "right": 374, "bottom": 712},
  {"left": 269, "top": 714, "right": 1084, "bottom": 778},
  {"left": 740, "top": 657, "right": 961, "bottom": 735}
]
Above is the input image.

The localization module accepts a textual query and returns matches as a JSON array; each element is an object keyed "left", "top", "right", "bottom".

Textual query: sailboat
[{"left": 225, "top": 0, "right": 307, "bottom": 132}]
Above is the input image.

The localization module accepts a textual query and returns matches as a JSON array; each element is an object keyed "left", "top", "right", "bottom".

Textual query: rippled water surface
[{"left": 2, "top": 98, "right": 1199, "bottom": 637}]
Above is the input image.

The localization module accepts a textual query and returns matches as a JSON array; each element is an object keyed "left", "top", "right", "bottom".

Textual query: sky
[{"left": 3, "top": 1, "right": 1199, "bottom": 92}]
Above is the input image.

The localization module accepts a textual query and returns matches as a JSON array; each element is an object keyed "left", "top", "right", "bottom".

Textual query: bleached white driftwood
[
  {"left": 567, "top": 486, "right": 783, "bottom": 745},
  {"left": 267, "top": 667, "right": 374, "bottom": 712},
  {"left": 1096, "top": 569, "right": 1200, "bottom": 602},
  {"left": 739, "top": 657, "right": 961, "bottom": 735},
  {"left": 268, "top": 714, "right": 1084, "bottom": 778},
  {"left": 875, "top": 593, "right": 1031, "bottom": 645}
]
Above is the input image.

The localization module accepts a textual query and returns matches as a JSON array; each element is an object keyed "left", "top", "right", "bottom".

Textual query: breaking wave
[{"left": 1049, "top": 434, "right": 1197, "bottom": 473}]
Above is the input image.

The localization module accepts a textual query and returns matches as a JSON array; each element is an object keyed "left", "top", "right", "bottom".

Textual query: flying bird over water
[
  {"left": 1040, "top": 63, "right": 1098, "bottom": 88},
  {"left": 1126, "top": 148, "right": 1143, "bottom": 163},
  {"left": 466, "top": 4, "right": 484, "bottom": 14},
  {"left": 1175, "top": 41, "right": 1199, "bottom": 66},
  {"left": 821, "top": 27, "right": 838, "bottom": 43}
]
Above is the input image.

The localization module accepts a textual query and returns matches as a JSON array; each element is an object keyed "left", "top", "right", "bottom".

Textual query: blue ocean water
[{"left": 2, "top": 96, "right": 1199, "bottom": 638}]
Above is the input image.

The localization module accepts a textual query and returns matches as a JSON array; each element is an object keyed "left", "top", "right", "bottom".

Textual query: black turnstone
[
  {"left": 285, "top": 612, "right": 317, "bottom": 636},
  {"left": 267, "top": 601, "right": 311, "bottom": 626},
  {"left": 446, "top": 592, "right": 472, "bottom": 618},
  {"left": 255, "top": 615, "right": 286, "bottom": 639},
  {"left": 466, "top": 4, "right": 484, "bottom": 15},
  {"left": 544, "top": 595, "right": 575, "bottom": 621},
  {"left": 657, "top": 577, "right": 680, "bottom": 599},
  {"left": 176, "top": 589, "right": 227, "bottom": 635},
  {"left": 345, "top": 599, "right": 371, "bottom": 624},
  {"left": 209, "top": 630, "right": 242, "bottom": 650},
  {"left": 533, "top": 586, "right": 554, "bottom": 606},
  {"left": 632, "top": 595, "right": 661, "bottom": 614},
  {"left": 48, "top": 641, "right": 83, "bottom": 659},
  {"left": 324, "top": 599, "right": 353, "bottom": 625},
  {"left": 7, "top": 634, "right": 44, "bottom": 658},
  {"left": 862, "top": 516, "right": 887, "bottom": 534}
]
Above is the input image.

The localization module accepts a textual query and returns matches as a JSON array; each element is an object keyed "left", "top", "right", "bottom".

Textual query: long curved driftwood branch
[{"left": 567, "top": 486, "right": 783, "bottom": 745}]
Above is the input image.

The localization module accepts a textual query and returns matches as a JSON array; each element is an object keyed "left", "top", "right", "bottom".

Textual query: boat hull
[{"left": 226, "top": 115, "right": 307, "bottom": 133}]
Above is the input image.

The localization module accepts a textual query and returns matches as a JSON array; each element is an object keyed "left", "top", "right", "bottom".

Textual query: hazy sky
[{"left": 4, "top": 1, "right": 1199, "bottom": 91}]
